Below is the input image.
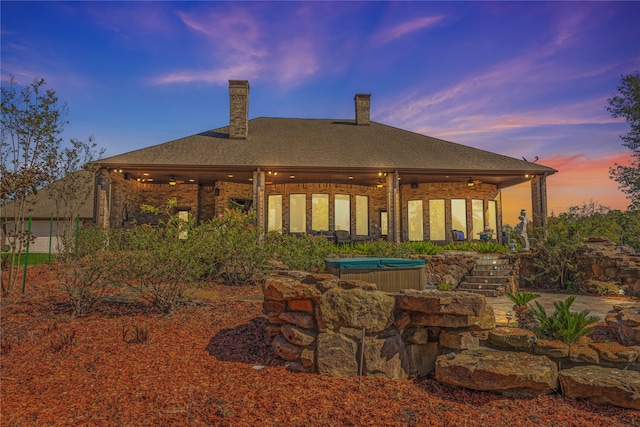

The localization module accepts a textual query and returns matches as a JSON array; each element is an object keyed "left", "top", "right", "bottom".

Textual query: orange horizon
[{"left": 501, "top": 152, "right": 632, "bottom": 227}]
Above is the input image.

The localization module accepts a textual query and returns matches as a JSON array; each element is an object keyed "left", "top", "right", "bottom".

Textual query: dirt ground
[{"left": 1, "top": 265, "right": 638, "bottom": 426}]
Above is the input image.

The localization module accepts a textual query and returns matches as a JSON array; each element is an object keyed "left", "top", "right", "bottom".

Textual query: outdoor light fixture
[
  {"left": 467, "top": 178, "right": 475, "bottom": 187},
  {"left": 506, "top": 310, "right": 514, "bottom": 326},
  {"left": 376, "top": 179, "right": 384, "bottom": 189},
  {"left": 169, "top": 176, "right": 176, "bottom": 186}
]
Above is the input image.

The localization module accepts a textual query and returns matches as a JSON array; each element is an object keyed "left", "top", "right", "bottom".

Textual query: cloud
[
  {"left": 372, "top": 15, "right": 444, "bottom": 45},
  {"left": 151, "top": 5, "right": 326, "bottom": 87}
]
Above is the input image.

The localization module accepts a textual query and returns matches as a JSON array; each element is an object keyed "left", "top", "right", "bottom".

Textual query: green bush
[
  {"left": 403, "top": 240, "right": 442, "bottom": 255},
  {"left": 55, "top": 226, "right": 117, "bottom": 315},
  {"left": 505, "top": 291, "right": 540, "bottom": 307},
  {"left": 529, "top": 295, "right": 599, "bottom": 345},
  {"left": 471, "top": 241, "right": 508, "bottom": 253},
  {"left": 113, "top": 211, "right": 204, "bottom": 314},
  {"left": 265, "top": 232, "right": 333, "bottom": 272},
  {"left": 193, "top": 210, "right": 269, "bottom": 286}
]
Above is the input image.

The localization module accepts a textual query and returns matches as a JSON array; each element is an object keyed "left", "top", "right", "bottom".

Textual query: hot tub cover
[{"left": 325, "top": 258, "right": 425, "bottom": 269}]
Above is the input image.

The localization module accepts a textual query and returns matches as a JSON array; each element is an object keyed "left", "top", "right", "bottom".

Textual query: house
[
  {"left": 93, "top": 80, "right": 556, "bottom": 243},
  {"left": 1, "top": 170, "right": 94, "bottom": 253}
]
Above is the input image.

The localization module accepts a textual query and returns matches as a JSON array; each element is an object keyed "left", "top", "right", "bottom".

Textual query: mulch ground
[{"left": 1, "top": 265, "right": 638, "bottom": 426}]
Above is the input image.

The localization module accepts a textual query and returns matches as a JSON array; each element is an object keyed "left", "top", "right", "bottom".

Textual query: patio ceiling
[{"left": 105, "top": 164, "right": 542, "bottom": 189}]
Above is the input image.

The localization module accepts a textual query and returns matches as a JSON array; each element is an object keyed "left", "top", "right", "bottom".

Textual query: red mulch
[{"left": 1, "top": 266, "right": 638, "bottom": 426}]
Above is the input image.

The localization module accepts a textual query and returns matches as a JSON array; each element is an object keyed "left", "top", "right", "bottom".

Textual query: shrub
[
  {"left": 529, "top": 295, "right": 600, "bottom": 345},
  {"left": 437, "top": 283, "right": 453, "bottom": 291},
  {"left": 471, "top": 241, "right": 508, "bottom": 254},
  {"left": 403, "top": 240, "right": 442, "bottom": 255},
  {"left": 265, "top": 232, "right": 333, "bottom": 272},
  {"left": 193, "top": 210, "right": 269, "bottom": 286},
  {"left": 115, "top": 222, "right": 202, "bottom": 314},
  {"left": 55, "top": 226, "right": 118, "bottom": 315},
  {"left": 505, "top": 291, "right": 540, "bottom": 307},
  {"left": 505, "top": 291, "right": 540, "bottom": 330}
]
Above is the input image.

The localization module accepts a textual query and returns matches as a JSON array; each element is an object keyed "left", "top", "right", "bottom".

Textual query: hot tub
[{"left": 325, "top": 257, "right": 426, "bottom": 292}]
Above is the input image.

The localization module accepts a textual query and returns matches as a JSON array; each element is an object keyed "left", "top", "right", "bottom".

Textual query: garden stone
[
  {"left": 533, "top": 339, "right": 570, "bottom": 359},
  {"left": 403, "top": 326, "right": 429, "bottom": 345},
  {"left": 363, "top": 331, "right": 408, "bottom": 380},
  {"left": 287, "top": 299, "right": 314, "bottom": 313},
  {"left": 606, "top": 304, "right": 640, "bottom": 346},
  {"left": 263, "top": 276, "right": 321, "bottom": 301},
  {"left": 320, "top": 286, "right": 394, "bottom": 332},
  {"left": 435, "top": 348, "right": 558, "bottom": 397},
  {"left": 569, "top": 344, "right": 599, "bottom": 364},
  {"left": 395, "top": 289, "right": 487, "bottom": 317},
  {"left": 279, "top": 311, "right": 315, "bottom": 329},
  {"left": 439, "top": 330, "right": 479, "bottom": 350},
  {"left": 316, "top": 331, "right": 358, "bottom": 377},
  {"left": 272, "top": 334, "right": 303, "bottom": 361},
  {"left": 488, "top": 327, "right": 536, "bottom": 351},
  {"left": 589, "top": 342, "right": 638, "bottom": 363},
  {"left": 406, "top": 342, "right": 439, "bottom": 377},
  {"left": 559, "top": 365, "right": 640, "bottom": 410},
  {"left": 281, "top": 323, "right": 316, "bottom": 347}
]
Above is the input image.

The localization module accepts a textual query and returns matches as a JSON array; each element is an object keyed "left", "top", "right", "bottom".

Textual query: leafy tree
[
  {"left": 607, "top": 71, "right": 640, "bottom": 210},
  {"left": 1, "top": 77, "right": 68, "bottom": 296}
]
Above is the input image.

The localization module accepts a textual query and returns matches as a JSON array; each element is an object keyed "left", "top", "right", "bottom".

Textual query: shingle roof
[
  {"left": 100, "top": 118, "right": 557, "bottom": 175},
  {"left": 2, "top": 170, "right": 94, "bottom": 219}
]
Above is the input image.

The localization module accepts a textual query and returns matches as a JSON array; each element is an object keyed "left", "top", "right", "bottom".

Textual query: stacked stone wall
[{"left": 262, "top": 270, "right": 640, "bottom": 408}]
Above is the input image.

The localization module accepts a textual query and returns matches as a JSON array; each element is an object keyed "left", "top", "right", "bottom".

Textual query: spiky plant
[{"left": 529, "top": 295, "right": 600, "bottom": 344}]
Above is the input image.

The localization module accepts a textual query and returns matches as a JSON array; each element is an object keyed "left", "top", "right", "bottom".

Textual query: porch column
[
  {"left": 253, "top": 169, "right": 266, "bottom": 231},
  {"left": 531, "top": 174, "right": 548, "bottom": 230},
  {"left": 94, "top": 168, "right": 111, "bottom": 228},
  {"left": 386, "top": 170, "right": 401, "bottom": 243}
]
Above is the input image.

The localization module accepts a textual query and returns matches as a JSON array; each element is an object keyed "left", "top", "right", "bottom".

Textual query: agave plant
[{"left": 505, "top": 292, "right": 540, "bottom": 330}]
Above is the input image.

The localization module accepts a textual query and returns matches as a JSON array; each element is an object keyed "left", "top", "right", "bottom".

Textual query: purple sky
[{"left": 2, "top": 1, "right": 639, "bottom": 223}]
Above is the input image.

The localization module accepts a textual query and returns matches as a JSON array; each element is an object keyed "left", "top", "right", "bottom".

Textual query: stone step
[
  {"left": 476, "top": 258, "right": 509, "bottom": 265},
  {"left": 458, "top": 281, "right": 503, "bottom": 290},
  {"left": 467, "top": 270, "right": 511, "bottom": 277},
  {"left": 464, "top": 276, "right": 509, "bottom": 284},
  {"left": 455, "top": 287, "right": 502, "bottom": 297},
  {"left": 474, "top": 264, "right": 512, "bottom": 271}
]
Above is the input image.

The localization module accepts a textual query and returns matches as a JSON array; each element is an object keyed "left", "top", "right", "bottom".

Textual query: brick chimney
[
  {"left": 229, "top": 80, "right": 249, "bottom": 139},
  {"left": 354, "top": 94, "right": 371, "bottom": 126}
]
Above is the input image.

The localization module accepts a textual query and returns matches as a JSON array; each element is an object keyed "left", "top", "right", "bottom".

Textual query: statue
[{"left": 515, "top": 209, "right": 530, "bottom": 251}]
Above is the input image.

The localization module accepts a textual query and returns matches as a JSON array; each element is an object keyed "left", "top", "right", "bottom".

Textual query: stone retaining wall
[{"left": 262, "top": 271, "right": 640, "bottom": 408}]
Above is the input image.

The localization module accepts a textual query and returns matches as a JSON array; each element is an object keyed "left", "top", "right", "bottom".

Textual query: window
[
  {"left": 407, "top": 200, "right": 423, "bottom": 241},
  {"left": 451, "top": 199, "right": 467, "bottom": 238},
  {"left": 289, "top": 194, "right": 306, "bottom": 233},
  {"left": 380, "top": 211, "right": 388, "bottom": 235},
  {"left": 472, "top": 199, "right": 484, "bottom": 240},
  {"left": 487, "top": 200, "right": 497, "bottom": 236},
  {"left": 268, "top": 195, "right": 282, "bottom": 232},
  {"left": 429, "top": 199, "right": 445, "bottom": 240},
  {"left": 178, "top": 210, "right": 190, "bottom": 240},
  {"left": 355, "top": 195, "right": 368, "bottom": 235},
  {"left": 334, "top": 194, "right": 350, "bottom": 232},
  {"left": 312, "top": 194, "right": 329, "bottom": 231}
]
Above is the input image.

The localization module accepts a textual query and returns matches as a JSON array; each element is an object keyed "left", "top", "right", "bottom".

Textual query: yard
[{"left": 1, "top": 265, "right": 638, "bottom": 426}]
